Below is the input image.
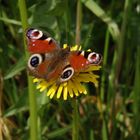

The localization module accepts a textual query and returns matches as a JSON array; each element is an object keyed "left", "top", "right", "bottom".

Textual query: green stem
[
  {"left": 75, "top": 0, "right": 82, "bottom": 46},
  {"left": 115, "top": 0, "right": 130, "bottom": 82},
  {"left": 133, "top": 46, "right": 140, "bottom": 137},
  {"left": 72, "top": 0, "right": 82, "bottom": 140},
  {"left": 18, "top": 1, "right": 38, "bottom": 140},
  {"left": 18, "top": 0, "right": 28, "bottom": 55},
  {"left": 100, "top": 28, "right": 110, "bottom": 101},
  {"left": 72, "top": 100, "right": 79, "bottom": 140},
  {"left": 27, "top": 77, "right": 38, "bottom": 140},
  {"left": 64, "top": 0, "right": 71, "bottom": 43}
]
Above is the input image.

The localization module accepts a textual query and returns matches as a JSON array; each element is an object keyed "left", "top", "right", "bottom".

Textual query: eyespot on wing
[
  {"left": 26, "top": 28, "right": 60, "bottom": 53},
  {"left": 60, "top": 66, "right": 74, "bottom": 82}
]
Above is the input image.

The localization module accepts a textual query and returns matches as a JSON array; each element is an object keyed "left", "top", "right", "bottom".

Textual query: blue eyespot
[
  {"left": 60, "top": 66, "right": 74, "bottom": 82},
  {"left": 30, "top": 56, "right": 39, "bottom": 67},
  {"left": 28, "top": 54, "right": 43, "bottom": 69}
]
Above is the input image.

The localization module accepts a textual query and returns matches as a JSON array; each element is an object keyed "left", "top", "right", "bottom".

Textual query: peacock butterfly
[{"left": 26, "top": 28, "right": 102, "bottom": 83}]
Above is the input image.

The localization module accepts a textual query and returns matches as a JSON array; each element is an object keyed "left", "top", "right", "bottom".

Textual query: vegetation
[{"left": 0, "top": 0, "right": 140, "bottom": 140}]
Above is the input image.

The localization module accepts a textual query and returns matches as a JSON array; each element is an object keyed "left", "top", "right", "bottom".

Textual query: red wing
[
  {"left": 69, "top": 51, "right": 102, "bottom": 71},
  {"left": 68, "top": 52, "right": 89, "bottom": 71},
  {"left": 27, "top": 50, "right": 69, "bottom": 81},
  {"left": 28, "top": 59, "right": 63, "bottom": 81},
  {"left": 26, "top": 28, "right": 59, "bottom": 53},
  {"left": 27, "top": 39, "right": 59, "bottom": 53}
]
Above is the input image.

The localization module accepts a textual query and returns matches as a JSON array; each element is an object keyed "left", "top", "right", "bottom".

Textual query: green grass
[{"left": 0, "top": 0, "right": 140, "bottom": 140}]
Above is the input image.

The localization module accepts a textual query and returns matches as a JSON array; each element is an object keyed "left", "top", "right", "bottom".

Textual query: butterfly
[{"left": 26, "top": 28, "right": 102, "bottom": 84}]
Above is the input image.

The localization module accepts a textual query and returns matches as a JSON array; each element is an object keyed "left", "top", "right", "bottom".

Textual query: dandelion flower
[{"left": 32, "top": 44, "right": 101, "bottom": 100}]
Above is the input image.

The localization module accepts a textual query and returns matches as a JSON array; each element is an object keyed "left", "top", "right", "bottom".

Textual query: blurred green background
[{"left": 0, "top": 0, "right": 140, "bottom": 140}]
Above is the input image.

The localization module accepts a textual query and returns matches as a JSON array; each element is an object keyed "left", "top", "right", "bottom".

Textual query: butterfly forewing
[{"left": 26, "top": 28, "right": 60, "bottom": 53}]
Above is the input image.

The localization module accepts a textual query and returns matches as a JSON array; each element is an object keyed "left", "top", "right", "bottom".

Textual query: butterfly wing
[
  {"left": 27, "top": 48, "right": 70, "bottom": 81},
  {"left": 26, "top": 28, "right": 60, "bottom": 53},
  {"left": 58, "top": 50, "right": 102, "bottom": 83},
  {"left": 27, "top": 48, "right": 102, "bottom": 82},
  {"left": 26, "top": 28, "right": 102, "bottom": 83},
  {"left": 68, "top": 51, "right": 102, "bottom": 71}
]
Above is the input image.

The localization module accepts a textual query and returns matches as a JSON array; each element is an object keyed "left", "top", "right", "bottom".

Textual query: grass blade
[{"left": 82, "top": 0, "right": 120, "bottom": 40}]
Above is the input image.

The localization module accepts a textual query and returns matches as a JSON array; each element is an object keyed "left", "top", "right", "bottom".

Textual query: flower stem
[
  {"left": 72, "top": 100, "right": 79, "bottom": 140},
  {"left": 76, "top": 0, "right": 82, "bottom": 46},
  {"left": 18, "top": 0, "right": 38, "bottom": 140},
  {"left": 72, "top": 0, "right": 82, "bottom": 140}
]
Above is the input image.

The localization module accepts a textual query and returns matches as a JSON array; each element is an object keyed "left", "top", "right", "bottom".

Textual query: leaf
[
  {"left": 47, "top": 125, "right": 72, "bottom": 138},
  {"left": 3, "top": 88, "right": 29, "bottom": 117},
  {"left": 82, "top": 0, "right": 120, "bottom": 40},
  {"left": 0, "top": 17, "right": 21, "bottom": 25},
  {"left": 4, "top": 55, "right": 26, "bottom": 79},
  {"left": 30, "top": 0, "right": 57, "bottom": 28}
]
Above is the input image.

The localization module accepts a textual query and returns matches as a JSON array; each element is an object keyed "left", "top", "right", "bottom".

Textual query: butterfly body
[{"left": 26, "top": 28, "right": 102, "bottom": 83}]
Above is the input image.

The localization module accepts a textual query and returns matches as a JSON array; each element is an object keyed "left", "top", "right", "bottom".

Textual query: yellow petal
[
  {"left": 67, "top": 81, "right": 74, "bottom": 98},
  {"left": 88, "top": 75, "right": 99, "bottom": 87},
  {"left": 50, "top": 89, "right": 56, "bottom": 99},
  {"left": 71, "top": 45, "right": 78, "bottom": 51},
  {"left": 38, "top": 80, "right": 55, "bottom": 91},
  {"left": 71, "top": 45, "right": 82, "bottom": 51},
  {"left": 57, "top": 85, "right": 63, "bottom": 99},
  {"left": 89, "top": 73, "right": 99, "bottom": 79},
  {"left": 78, "top": 76, "right": 91, "bottom": 82},
  {"left": 72, "top": 78, "right": 83, "bottom": 93},
  {"left": 39, "top": 85, "right": 46, "bottom": 92},
  {"left": 63, "top": 82, "right": 68, "bottom": 86},
  {"left": 73, "top": 88, "right": 79, "bottom": 96},
  {"left": 81, "top": 66, "right": 101, "bottom": 72},
  {"left": 63, "top": 44, "right": 68, "bottom": 48},
  {"left": 68, "top": 88, "right": 74, "bottom": 98},
  {"left": 78, "top": 46, "right": 82, "bottom": 50},
  {"left": 47, "top": 84, "right": 56, "bottom": 97},
  {"left": 83, "top": 88, "right": 87, "bottom": 94},
  {"left": 69, "top": 81, "right": 79, "bottom": 96},
  {"left": 87, "top": 49, "right": 91, "bottom": 52},
  {"left": 63, "top": 86, "right": 68, "bottom": 100},
  {"left": 36, "top": 84, "right": 42, "bottom": 89},
  {"left": 33, "top": 78, "right": 40, "bottom": 83}
]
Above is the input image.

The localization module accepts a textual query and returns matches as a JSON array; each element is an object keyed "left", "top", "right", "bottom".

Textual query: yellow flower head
[{"left": 32, "top": 44, "right": 101, "bottom": 100}]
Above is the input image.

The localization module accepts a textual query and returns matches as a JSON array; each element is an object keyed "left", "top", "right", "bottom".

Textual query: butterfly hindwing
[{"left": 68, "top": 51, "right": 102, "bottom": 71}]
